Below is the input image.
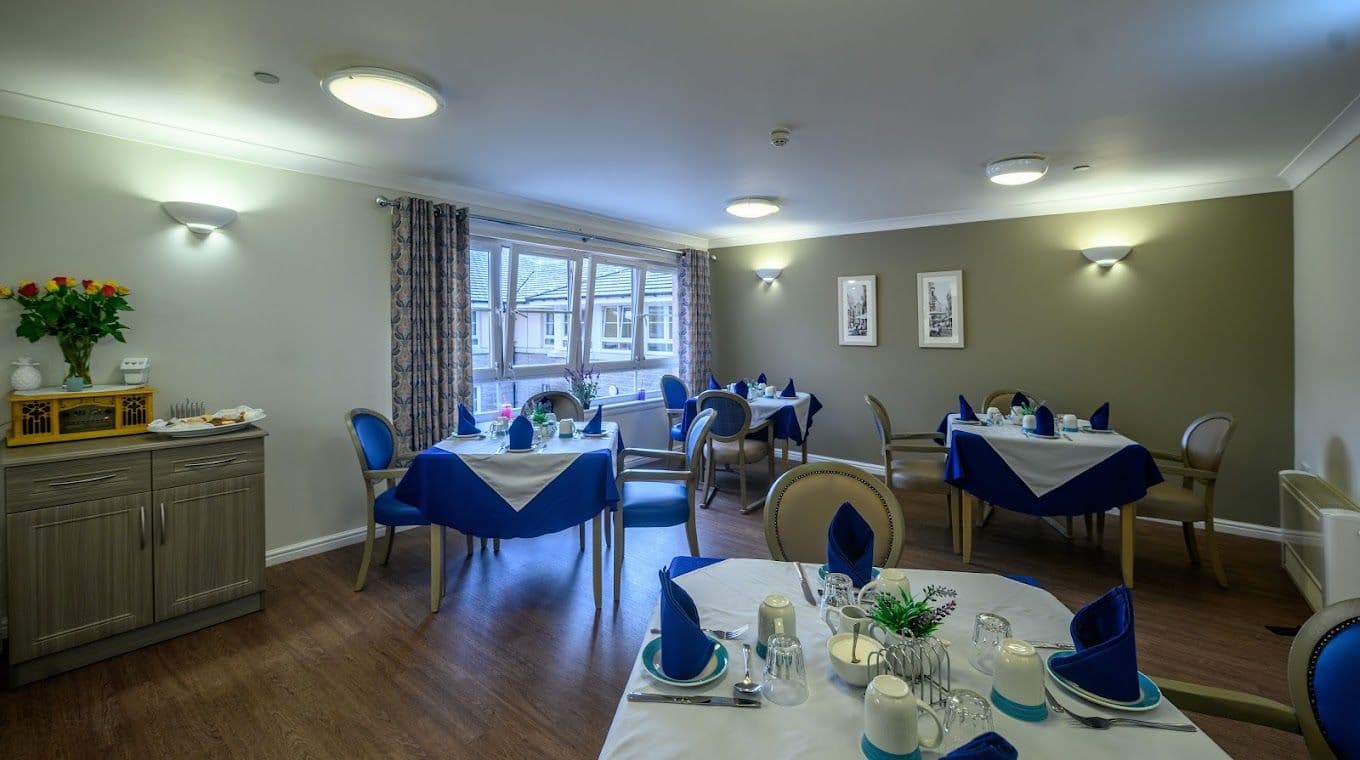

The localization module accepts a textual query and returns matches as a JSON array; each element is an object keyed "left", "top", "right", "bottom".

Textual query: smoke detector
[{"left": 770, "top": 128, "right": 791, "bottom": 147}]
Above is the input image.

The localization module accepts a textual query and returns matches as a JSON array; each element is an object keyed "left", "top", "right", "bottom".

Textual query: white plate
[
  {"left": 1046, "top": 652, "right": 1163, "bottom": 712},
  {"left": 148, "top": 407, "right": 266, "bottom": 437},
  {"left": 504, "top": 447, "right": 535, "bottom": 453},
  {"left": 452, "top": 432, "right": 483, "bottom": 439},
  {"left": 581, "top": 432, "right": 609, "bottom": 438},
  {"left": 954, "top": 419, "right": 985, "bottom": 426}
]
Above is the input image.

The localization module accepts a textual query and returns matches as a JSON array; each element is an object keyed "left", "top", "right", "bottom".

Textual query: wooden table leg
[
  {"left": 800, "top": 438, "right": 808, "bottom": 464},
  {"left": 962, "top": 493, "right": 974, "bottom": 564},
  {"left": 429, "top": 525, "right": 444, "bottom": 613},
  {"left": 592, "top": 514, "right": 603, "bottom": 610},
  {"left": 1120, "top": 505, "right": 1136, "bottom": 589}
]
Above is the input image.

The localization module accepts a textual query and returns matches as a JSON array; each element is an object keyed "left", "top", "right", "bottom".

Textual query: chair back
[
  {"left": 684, "top": 409, "right": 718, "bottom": 478},
  {"left": 865, "top": 394, "right": 893, "bottom": 449},
  {"left": 983, "top": 388, "right": 1038, "bottom": 411},
  {"left": 763, "top": 463, "right": 906, "bottom": 567},
  {"left": 1287, "top": 598, "right": 1360, "bottom": 760},
  {"left": 523, "top": 390, "right": 585, "bottom": 421},
  {"left": 696, "top": 390, "right": 752, "bottom": 441},
  {"left": 1180, "top": 412, "right": 1236, "bottom": 473},
  {"left": 661, "top": 374, "right": 688, "bottom": 412},
  {"left": 345, "top": 408, "right": 397, "bottom": 473}
]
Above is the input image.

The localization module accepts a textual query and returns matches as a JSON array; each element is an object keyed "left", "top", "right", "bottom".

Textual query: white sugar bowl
[{"left": 10, "top": 357, "right": 42, "bottom": 391}]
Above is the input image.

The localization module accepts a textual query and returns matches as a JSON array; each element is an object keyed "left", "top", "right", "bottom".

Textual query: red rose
[
  {"left": 100, "top": 283, "right": 117, "bottom": 297},
  {"left": 81, "top": 279, "right": 94, "bottom": 289},
  {"left": 17, "top": 282, "right": 39, "bottom": 298},
  {"left": 53, "top": 276, "right": 68, "bottom": 286}
]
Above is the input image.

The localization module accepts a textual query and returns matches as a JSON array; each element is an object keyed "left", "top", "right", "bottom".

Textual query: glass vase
[{"left": 57, "top": 334, "right": 93, "bottom": 387}]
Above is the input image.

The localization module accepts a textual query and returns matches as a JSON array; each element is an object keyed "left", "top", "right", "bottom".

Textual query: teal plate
[
  {"left": 641, "top": 636, "right": 727, "bottom": 687},
  {"left": 1046, "top": 651, "right": 1162, "bottom": 711}
]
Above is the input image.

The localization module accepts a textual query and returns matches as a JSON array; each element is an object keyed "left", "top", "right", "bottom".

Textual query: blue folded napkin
[
  {"left": 1034, "top": 405, "right": 1055, "bottom": 437},
  {"left": 958, "top": 394, "right": 978, "bottom": 422},
  {"left": 733, "top": 380, "right": 749, "bottom": 399},
  {"left": 756, "top": 372, "right": 767, "bottom": 384},
  {"left": 583, "top": 404, "right": 604, "bottom": 434},
  {"left": 507, "top": 415, "right": 534, "bottom": 449},
  {"left": 658, "top": 569, "right": 713, "bottom": 680},
  {"left": 1049, "top": 585, "right": 1141, "bottom": 702},
  {"left": 781, "top": 378, "right": 797, "bottom": 398},
  {"left": 1090, "top": 402, "right": 1111, "bottom": 431},
  {"left": 1010, "top": 392, "right": 1028, "bottom": 409},
  {"left": 827, "top": 502, "right": 875, "bottom": 587},
  {"left": 456, "top": 403, "right": 480, "bottom": 436},
  {"left": 707, "top": 373, "right": 721, "bottom": 390},
  {"left": 943, "top": 732, "right": 1017, "bottom": 760}
]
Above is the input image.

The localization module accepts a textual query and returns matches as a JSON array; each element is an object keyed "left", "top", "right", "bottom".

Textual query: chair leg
[
  {"left": 382, "top": 525, "right": 397, "bottom": 565},
  {"left": 429, "top": 525, "right": 444, "bottom": 613},
  {"left": 1065, "top": 516, "right": 1074, "bottom": 541},
  {"left": 465, "top": 534, "right": 474, "bottom": 556},
  {"left": 481, "top": 537, "right": 488, "bottom": 551},
  {"left": 613, "top": 509, "right": 624, "bottom": 604},
  {"left": 592, "top": 515, "right": 603, "bottom": 610},
  {"left": 801, "top": 438, "right": 808, "bottom": 464},
  {"left": 1204, "top": 515, "right": 1228, "bottom": 589},
  {"left": 950, "top": 491, "right": 961, "bottom": 555},
  {"left": 1083, "top": 513, "right": 1094, "bottom": 542},
  {"left": 493, "top": 538, "right": 501, "bottom": 552},
  {"left": 579, "top": 521, "right": 586, "bottom": 552},
  {"left": 1096, "top": 511, "right": 1106, "bottom": 546},
  {"left": 1120, "top": 506, "right": 1136, "bottom": 589},
  {"left": 701, "top": 441, "right": 716, "bottom": 509},
  {"left": 604, "top": 510, "right": 613, "bottom": 548},
  {"left": 961, "top": 493, "right": 974, "bottom": 563},
  {"left": 1182, "top": 522, "right": 1202, "bottom": 565},
  {"left": 354, "top": 516, "right": 377, "bottom": 592}
]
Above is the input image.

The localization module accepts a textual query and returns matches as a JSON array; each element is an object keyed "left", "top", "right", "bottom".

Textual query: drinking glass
[
  {"left": 760, "top": 633, "right": 809, "bottom": 706},
  {"left": 969, "top": 612, "right": 1012, "bottom": 675},
  {"left": 820, "top": 573, "right": 855, "bottom": 633},
  {"left": 941, "top": 689, "right": 994, "bottom": 751}
]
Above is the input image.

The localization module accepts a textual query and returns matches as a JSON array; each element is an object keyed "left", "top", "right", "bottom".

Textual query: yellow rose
[
  {"left": 0, "top": 286, "right": 12, "bottom": 299},
  {"left": 85, "top": 280, "right": 100, "bottom": 294},
  {"left": 44, "top": 279, "right": 59, "bottom": 293},
  {"left": 116, "top": 285, "right": 130, "bottom": 296}
]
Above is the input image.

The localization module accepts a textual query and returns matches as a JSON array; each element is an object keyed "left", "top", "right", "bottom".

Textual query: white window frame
[{"left": 504, "top": 242, "right": 583, "bottom": 377}]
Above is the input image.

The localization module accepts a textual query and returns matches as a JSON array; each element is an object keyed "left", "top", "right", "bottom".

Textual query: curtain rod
[{"left": 375, "top": 196, "right": 698, "bottom": 257}]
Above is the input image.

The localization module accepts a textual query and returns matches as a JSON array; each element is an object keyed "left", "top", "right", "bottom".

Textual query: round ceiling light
[
  {"left": 322, "top": 66, "right": 443, "bottom": 119},
  {"left": 985, "top": 155, "right": 1049, "bottom": 186},
  {"left": 725, "top": 197, "right": 781, "bottom": 219}
]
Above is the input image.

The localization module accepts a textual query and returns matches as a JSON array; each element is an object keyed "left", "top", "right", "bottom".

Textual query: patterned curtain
[
  {"left": 390, "top": 198, "right": 473, "bottom": 458},
  {"left": 676, "top": 248, "right": 713, "bottom": 395}
]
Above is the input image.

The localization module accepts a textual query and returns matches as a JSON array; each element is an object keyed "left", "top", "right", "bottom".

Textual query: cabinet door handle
[
  {"left": 139, "top": 505, "right": 147, "bottom": 549},
  {"left": 159, "top": 502, "right": 167, "bottom": 545},
  {"left": 183, "top": 456, "right": 240, "bottom": 469},
  {"left": 49, "top": 472, "right": 118, "bottom": 487}
]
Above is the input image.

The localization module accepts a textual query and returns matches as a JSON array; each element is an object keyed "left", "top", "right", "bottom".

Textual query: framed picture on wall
[
  {"left": 917, "top": 270, "right": 964, "bottom": 348},
  {"left": 837, "top": 275, "right": 877, "bottom": 346}
]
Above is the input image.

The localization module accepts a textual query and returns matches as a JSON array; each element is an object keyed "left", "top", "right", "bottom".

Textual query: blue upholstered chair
[
  {"left": 346, "top": 408, "right": 440, "bottom": 591},
  {"left": 612, "top": 408, "right": 718, "bottom": 602},
  {"left": 661, "top": 374, "right": 688, "bottom": 450},
  {"left": 1154, "top": 598, "right": 1360, "bottom": 759},
  {"left": 697, "top": 390, "right": 774, "bottom": 514}
]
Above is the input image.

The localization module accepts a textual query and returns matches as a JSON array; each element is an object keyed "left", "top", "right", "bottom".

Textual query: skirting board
[{"left": 801, "top": 452, "right": 1283, "bottom": 543}]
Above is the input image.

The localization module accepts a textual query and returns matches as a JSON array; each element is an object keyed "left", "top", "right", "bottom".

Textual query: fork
[
  {"left": 649, "top": 624, "right": 749, "bottom": 640},
  {"left": 1044, "top": 687, "right": 1197, "bottom": 732}
]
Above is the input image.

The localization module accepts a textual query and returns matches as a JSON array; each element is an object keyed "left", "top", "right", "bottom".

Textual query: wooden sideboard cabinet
[{"left": 2, "top": 428, "right": 266, "bottom": 686}]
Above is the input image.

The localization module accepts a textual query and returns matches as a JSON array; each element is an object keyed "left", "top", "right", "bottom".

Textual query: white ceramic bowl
[{"left": 827, "top": 632, "right": 884, "bottom": 686}]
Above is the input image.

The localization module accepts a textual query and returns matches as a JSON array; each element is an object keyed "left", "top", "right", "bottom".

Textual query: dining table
[
  {"left": 939, "top": 414, "right": 1163, "bottom": 587},
  {"left": 679, "top": 391, "right": 823, "bottom": 464},
  {"left": 395, "top": 421, "right": 622, "bottom": 610},
  {"left": 598, "top": 558, "right": 1226, "bottom": 759}
]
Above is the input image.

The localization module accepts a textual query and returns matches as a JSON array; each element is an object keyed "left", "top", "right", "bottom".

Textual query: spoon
[
  {"left": 733, "top": 643, "right": 760, "bottom": 699},
  {"left": 851, "top": 623, "right": 863, "bottom": 664}
]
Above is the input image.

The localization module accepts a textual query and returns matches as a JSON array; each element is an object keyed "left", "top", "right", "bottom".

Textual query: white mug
[
  {"left": 985, "top": 406, "right": 1001, "bottom": 422},
  {"left": 1021, "top": 414, "right": 1037, "bottom": 431},
  {"left": 757, "top": 593, "right": 797, "bottom": 656},
  {"left": 764, "top": 385, "right": 778, "bottom": 398},
  {"left": 857, "top": 567, "right": 911, "bottom": 606},
  {"left": 992, "top": 638, "right": 1045, "bottom": 708},
  {"left": 558, "top": 418, "right": 575, "bottom": 435},
  {"left": 864, "top": 675, "right": 944, "bottom": 755},
  {"left": 827, "top": 603, "right": 881, "bottom": 637},
  {"left": 1061, "top": 414, "right": 1078, "bottom": 431},
  {"left": 1010, "top": 405, "right": 1025, "bottom": 422}
]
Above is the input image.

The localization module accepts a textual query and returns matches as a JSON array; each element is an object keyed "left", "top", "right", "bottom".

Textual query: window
[{"left": 469, "top": 235, "right": 678, "bottom": 412}]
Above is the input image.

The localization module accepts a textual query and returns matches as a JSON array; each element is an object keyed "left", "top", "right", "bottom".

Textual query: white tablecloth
[
  {"left": 431, "top": 422, "right": 618, "bottom": 511},
  {"left": 946, "top": 415, "right": 1139, "bottom": 498},
  {"left": 749, "top": 391, "right": 813, "bottom": 438},
  {"left": 599, "top": 559, "right": 1225, "bottom": 759}
]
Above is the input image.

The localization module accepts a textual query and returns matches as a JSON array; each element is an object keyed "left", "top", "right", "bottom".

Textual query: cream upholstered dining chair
[
  {"left": 1114, "top": 412, "right": 1237, "bottom": 589},
  {"left": 764, "top": 462, "right": 906, "bottom": 566},
  {"left": 1151, "top": 597, "right": 1360, "bottom": 759},
  {"left": 864, "top": 395, "right": 960, "bottom": 552},
  {"left": 523, "top": 389, "right": 586, "bottom": 421},
  {"left": 612, "top": 409, "right": 718, "bottom": 601},
  {"left": 982, "top": 388, "right": 1040, "bottom": 411},
  {"left": 697, "top": 390, "right": 775, "bottom": 514}
]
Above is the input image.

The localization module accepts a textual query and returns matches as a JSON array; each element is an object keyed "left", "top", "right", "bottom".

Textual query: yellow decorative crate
[{"left": 7, "top": 386, "right": 155, "bottom": 446}]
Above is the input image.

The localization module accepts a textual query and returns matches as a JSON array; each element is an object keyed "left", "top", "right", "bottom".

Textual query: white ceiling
[{"left": 2, "top": 0, "right": 1359, "bottom": 248}]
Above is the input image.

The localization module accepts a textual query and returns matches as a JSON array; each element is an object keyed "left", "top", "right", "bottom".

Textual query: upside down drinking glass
[{"left": 969, "top": 612, "right": 1012, "bottom": 676}]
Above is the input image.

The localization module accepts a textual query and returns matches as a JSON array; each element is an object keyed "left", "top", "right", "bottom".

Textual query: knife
[
  {"left": 1027, "top": 641, "right": 1075, "bottom": 650},
  {"left": 627, "top": 692, "right": 761, "bottom": 708},
  {"left": 794, "top": 562, "right": 818, "bottom": 606}
]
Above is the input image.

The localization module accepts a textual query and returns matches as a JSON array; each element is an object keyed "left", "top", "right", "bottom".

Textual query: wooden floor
[{"left": 0, "top": 465, "right": 1312, "bottom": 759}]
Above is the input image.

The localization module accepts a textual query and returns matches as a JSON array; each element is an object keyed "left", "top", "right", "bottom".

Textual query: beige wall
[
  {"left": 0, "top": 117, "right": 395, "bottom": 576},
  {"left": 713, "top": 193, "right": 1294, "bottom": 526},
  {"left": 1294, "top": 136, "right": 1360, "bottom": 500}
]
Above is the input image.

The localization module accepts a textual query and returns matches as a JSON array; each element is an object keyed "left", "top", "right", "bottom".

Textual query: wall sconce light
[
  {"left": 161, "top": 201, "right": 238, "bottom": 235},
  {"left": 754, "top": 267, "right": 783, "bottom": 283},
  {"left": 1081, "top": 245, "right": 1131, "bottom": 267}
]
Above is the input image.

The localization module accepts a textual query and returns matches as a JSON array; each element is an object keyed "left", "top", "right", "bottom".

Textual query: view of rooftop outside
[{"left": 469, "top": 239, "right": 677, "bottom": 413}]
